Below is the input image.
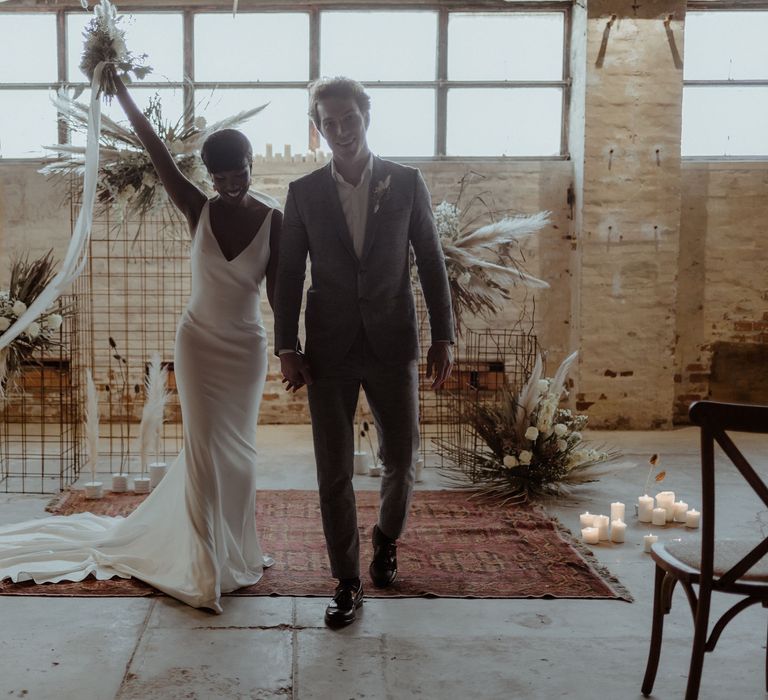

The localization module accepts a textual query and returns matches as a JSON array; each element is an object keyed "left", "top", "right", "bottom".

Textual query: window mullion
[
  {"left": 57, "top": 9, "right": 67, "bottom": 145},
  {"left": 436, "top": 8, "right": 448, "bottom": 157},
  {"left": 183, "top": 10, "right": 194, "bottom": 129},
  {"left": 309, "top": 8, "right": 321, "bottom": 152}
]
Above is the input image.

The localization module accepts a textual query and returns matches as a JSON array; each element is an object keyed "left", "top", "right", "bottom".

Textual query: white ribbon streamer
[{"left": 0, "top": 62, "right": 105, "bottom": 352}]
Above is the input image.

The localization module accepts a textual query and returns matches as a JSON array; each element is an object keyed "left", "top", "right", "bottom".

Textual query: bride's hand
[{"left": 280, "top": 352, "right": 313, "bottom": 392}]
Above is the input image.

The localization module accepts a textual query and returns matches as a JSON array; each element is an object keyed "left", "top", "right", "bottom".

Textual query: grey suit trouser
[{"left": 307, "top": 329, "right": 419, "bottom": 580}]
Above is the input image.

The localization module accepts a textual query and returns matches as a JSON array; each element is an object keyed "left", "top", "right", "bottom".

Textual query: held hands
[
  {"left": 280, "top": 352, "right": 313, "bottom": 393},
  {"left": 426, "top": 341, "right": 453, "bottom": 390}
]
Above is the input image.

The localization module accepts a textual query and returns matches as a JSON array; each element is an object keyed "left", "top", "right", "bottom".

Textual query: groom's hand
[
  {"left": 280, "top": 352, "right": 313, "bottom": 392},
  {"left": 426, "top": 341, "right": 453, "bottom": 390}
]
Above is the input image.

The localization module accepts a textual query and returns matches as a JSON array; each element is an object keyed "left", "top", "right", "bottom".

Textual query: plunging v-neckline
[{"left": 206, "top": 201, "right": 271, "bottom": 264}]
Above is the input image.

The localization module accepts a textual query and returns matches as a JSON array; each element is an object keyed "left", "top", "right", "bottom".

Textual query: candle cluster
[
  {"left": 580, "top": 501, "right": 627, "bottom": 545},
  {"left": 638, "top": 491, "right": 699, "bottom": 528}
]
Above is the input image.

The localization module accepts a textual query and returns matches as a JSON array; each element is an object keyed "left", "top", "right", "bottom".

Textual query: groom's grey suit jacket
[{"left": 274, "top": 157, "right": 454, "bottom": 373}]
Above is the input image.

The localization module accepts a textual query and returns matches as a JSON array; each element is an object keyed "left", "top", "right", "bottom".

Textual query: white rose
[
  {"left": 524, "top": 426, "right": 539, "bottom": 441},
  {"left": 503, "top": 455, "right": 518, "bottom": 468},
  {"left": 554, "top": 423, "right": 568, "bottom": 437},
  {"left": 24, "top": 321, "right": 41, "bottom": 339},
  {"left": 571, "top": 431, "right": 582, "bottom": 444},
  {"left": 0, "top": 316, "right": 10, "bottom": 332},
  {"left": 557, "top": 439, "right": 568, "bottom": 452},
  {"left": 11, "top": 300, "right": 27, "bottom": 316},
  {"left": 44, "top": 313, "right": 63, "bottom": 331},
  {"left": 194, "top": 116, "right": 207, "bottom": 129},
  {"left": 519, "top": 450, "right": 533, "bottom": 465},
  {"left": 536, "top": 379, "right": 549, "bottom": 394}
]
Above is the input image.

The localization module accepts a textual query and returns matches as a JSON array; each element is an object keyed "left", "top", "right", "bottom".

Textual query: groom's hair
[
  {"left": 308, "top": 77, "right": 371, "bottom": 130},
  {"left": 200, "top": 129, "right": 253, "bottom": 173}
]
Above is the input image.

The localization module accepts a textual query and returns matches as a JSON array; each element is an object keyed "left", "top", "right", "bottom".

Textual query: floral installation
[
  {"left": 80, "top": 0, "right": 151, "bottom": 100},
  {"left": 0, "top": 252, "right": 68, "bottom": 397},
  {"left": 428, "top": 173, "right": 551, "bottom": 331},
  {"left": 372, "top": 174, "right": 391, "bottom": 214},
  {"left": 438, "top": 351, "right": 619, "bottom": 504},
  {"left": 41, "top": 92, "right": 267, "bottom": 221}
]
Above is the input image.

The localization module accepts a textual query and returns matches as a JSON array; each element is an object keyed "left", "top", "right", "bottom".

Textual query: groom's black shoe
[
  {"left": 324, "top": 578, "right": 364, "bottom": 628},
  {"left": 369, "top": 524, "right": 398, "bottom": 588}
]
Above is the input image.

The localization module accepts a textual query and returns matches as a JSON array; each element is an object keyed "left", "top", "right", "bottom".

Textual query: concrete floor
[{"left": 0, "top": 426, "right": 766, "bottom": 699}]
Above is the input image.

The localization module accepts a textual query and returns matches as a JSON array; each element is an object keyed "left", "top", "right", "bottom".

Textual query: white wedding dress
[{"left": 0, "top": 200, "right": 274, "bottom": 613}]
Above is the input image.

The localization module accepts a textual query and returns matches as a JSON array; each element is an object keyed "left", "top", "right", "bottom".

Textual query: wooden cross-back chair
[{"left": 642, "top": 400, "right": 768, "bottom": 700}]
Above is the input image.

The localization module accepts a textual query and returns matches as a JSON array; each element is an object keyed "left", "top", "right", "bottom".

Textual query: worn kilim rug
[{"left": 0, "top": 489, "right": 631, "bottom": 601}]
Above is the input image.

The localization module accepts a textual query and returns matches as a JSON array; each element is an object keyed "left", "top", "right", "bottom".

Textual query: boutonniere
[{"left": 372, "top": 174, "right": 391, "bottom": 214}]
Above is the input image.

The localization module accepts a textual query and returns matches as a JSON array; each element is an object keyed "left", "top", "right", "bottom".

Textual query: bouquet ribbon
[{"left": 0, "top": 62, "right": 105, "bottom": 352}]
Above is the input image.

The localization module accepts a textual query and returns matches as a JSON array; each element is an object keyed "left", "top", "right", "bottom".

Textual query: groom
[{"left": 274, "top": 77, "right": 454, "bottom": 627}]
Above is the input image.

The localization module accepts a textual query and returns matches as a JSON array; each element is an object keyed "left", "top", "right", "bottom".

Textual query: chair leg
[
  {"left": 685, "top": 586, "right": 712, "bottom": 700},
  {"left": 642, "top": 565, "right": 668, "bottom": 696}
]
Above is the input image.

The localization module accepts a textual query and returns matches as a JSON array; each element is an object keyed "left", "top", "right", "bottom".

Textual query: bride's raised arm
[{"left": 112, "top": 74, "right": 206, "bottom": 230}]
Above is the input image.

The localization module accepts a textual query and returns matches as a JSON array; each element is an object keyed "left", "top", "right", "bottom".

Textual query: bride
[{"left": 0, "top": 72, "right": 282, "bottom": 613}]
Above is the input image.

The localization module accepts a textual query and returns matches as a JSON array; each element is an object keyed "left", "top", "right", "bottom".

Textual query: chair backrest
[{"left": 688, "top": 400, "right": 768, "bottom": 589}]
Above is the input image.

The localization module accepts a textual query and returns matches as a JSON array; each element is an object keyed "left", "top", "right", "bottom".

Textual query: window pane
[
  {"left": 448, "top": 13, "right": 563, "bottom": 81},
  {"left": 447, "top": 88, "right": 562, "bottom": 157},
  {"left": 0, "top": 91, "right": 58, "bottom": 158},
  {"left": 69, "top": 87, "right": 185, "bottom": 148},
  {"left": 67, "top": 12, "right": 183, "bottom": 82},
  {"left": 682, "top": 87, "right": 768, "bottom": 157},
  {"left": 195, "top": 13, "right": 309, "bottom": 81},
  {"left": 321, "top": 12, "right": 437, "bottom": 81},
  {"left": 685, "top": 12, "right": 768, "bottom": 80},
  {"left": 0, "top": 15, "right": 57, "bottom": 82},
  {"left": 363, "top": 89, "right": 434, "bottom": 157},
  {"left": 197, "top": 89, "right": 309, "bottom": 157}
]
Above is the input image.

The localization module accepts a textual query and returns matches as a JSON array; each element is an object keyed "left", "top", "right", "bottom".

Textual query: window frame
[
  {"left": 0, "top": 1, "right": 571, "bottom": 162},
  {"left": 683, "top": 1, "right": 768, "bottom": 161}
]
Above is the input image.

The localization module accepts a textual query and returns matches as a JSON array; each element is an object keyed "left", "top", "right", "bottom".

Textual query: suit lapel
[
  {"left": 319, "top": 163, "right": 358, "bottom": 263},
  {"left": 360, "top": 157, "right": 385, "bottom": 264}
]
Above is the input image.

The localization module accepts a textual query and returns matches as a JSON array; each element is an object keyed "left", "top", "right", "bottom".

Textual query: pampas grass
[
  {"left": 85, "top": 370, "right": 100, "bottom": 482},
  {"left": 139, "top": 353, "right": 168, "bottom": 476},
  {"left": 429, "top": 173, "right": 551, "bottom": 330}
]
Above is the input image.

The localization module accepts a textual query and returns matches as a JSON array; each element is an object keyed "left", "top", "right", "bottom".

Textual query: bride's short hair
[
  {"left": 201, "top": 129, "right": 253, "bottom": 173},
  {"left": 308, "top": 77, "right": 371, "bottom": 129}
]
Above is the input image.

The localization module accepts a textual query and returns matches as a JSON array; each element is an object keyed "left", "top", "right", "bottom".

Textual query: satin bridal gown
[{"left": 0, "top": 201, "right": 274, "bottom": 613}]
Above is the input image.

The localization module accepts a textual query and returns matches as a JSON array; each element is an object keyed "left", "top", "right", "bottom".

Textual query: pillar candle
[
  {"left": 655, "top": 491, "right": 676, "bottom": 522},
  {"left": 610, "top": 519, "right": 626, "bottom": 543},
  {"left": 652, "top": 507, "right": 667, "bottom": 526},
  {"left": 643, "top": 533, "right": 658, "bottom": 553},
  {"left": 111, "top": 473, "right": 128, "bottom": 493},
  {"left": 579, "top": 511, "right": 596, "bottom": 527},
  {"left": 685, "top": 509, "right": 700, "bottom": 528},
  {"left": 673, "top": 500, "right": 688, "bottom": 523},
  {"left": 595, "top": 514, "right": 610, "bottom": 540},
  {"left": 610, "top": 502, "right": 625, "bottom": 522},
  {"left": 638, "top": 494, "right": 654, "bottom": 522},
  {"left": 582, "top": 527, "right": 600, "bottom": 545}
]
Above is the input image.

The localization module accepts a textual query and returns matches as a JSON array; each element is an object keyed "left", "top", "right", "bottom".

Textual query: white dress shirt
[{"left": 331, "top": 154, "right": 373, "bottom": 259}]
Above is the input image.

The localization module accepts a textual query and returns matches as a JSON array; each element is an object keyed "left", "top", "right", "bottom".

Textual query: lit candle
[
  {"left": 655, "top": 491, "right": 676, "bottom": 522},
  {"left": 643, "top": 533, "right": 658, "bottom": 553},
  {"left": 580, "top": 511, "right": 596, "bottom": 527},
  {"left": 610, "top": 519, "right": 626, "bottom": 543},
  {"left": 595, "top": 514, "right": 610, "bottom": 540},
  {"left": 652, "top": 507, "right": 667, "bottom": 526},
  {"left": 638, "top": 494, "right": 654, "bottom": 523},
  {"left": 582, "top": 526, "right": 600, "bottom": 545},
  {"left": 610, "top": 502, "right": 626, "bottom": 522},
  {"left": 685, "top": 509, "right": 700, "bottom": 528},
  {"left": 673, "top": 500, "right": 688, "bottom": 523}
]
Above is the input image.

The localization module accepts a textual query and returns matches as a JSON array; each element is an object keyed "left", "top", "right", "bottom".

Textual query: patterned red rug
[{"left": 0, "top": 489, "right": 631, "bottom": 601}]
